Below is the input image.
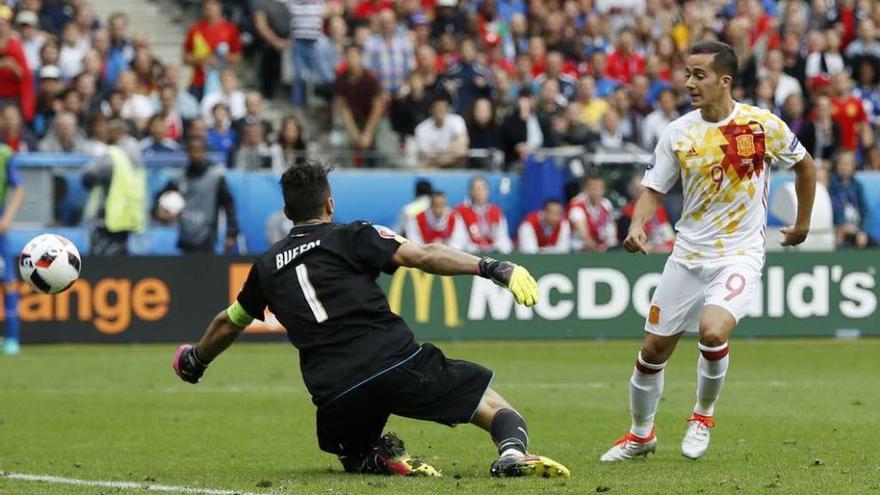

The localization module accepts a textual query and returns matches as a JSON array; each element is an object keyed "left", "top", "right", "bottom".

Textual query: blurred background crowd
[{"left": 0, "top": 0, "right": 878, "bottom": 254}]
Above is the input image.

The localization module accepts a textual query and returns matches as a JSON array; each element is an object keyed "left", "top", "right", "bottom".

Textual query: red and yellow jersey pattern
[{"left": 643, "top": 102, "right": 807, "bottom": 267}]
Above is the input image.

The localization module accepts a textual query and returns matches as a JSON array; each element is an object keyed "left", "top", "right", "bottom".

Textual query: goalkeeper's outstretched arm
[
  {"left": 392, "top": 241, "right": 538, "bottom": 307},
  {"left": 172, "top": 305, "right": 248, "bottom": 384}
]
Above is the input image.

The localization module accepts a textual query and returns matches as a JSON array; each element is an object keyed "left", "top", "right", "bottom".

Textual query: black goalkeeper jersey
[{"left": 236, "top": 221, "right": 419, "bottom": 406}]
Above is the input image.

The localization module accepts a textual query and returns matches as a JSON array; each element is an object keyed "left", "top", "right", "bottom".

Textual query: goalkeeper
[{"left": 172, "top": 161, "right": 569, "bottom": 479}]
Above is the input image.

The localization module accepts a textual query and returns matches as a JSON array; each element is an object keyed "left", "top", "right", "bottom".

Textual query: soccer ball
[{"left": 19, "top": 234, "right": 82, "bottom": 295}]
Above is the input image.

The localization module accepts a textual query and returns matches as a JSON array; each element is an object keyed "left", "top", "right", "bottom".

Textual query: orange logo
[
  {"left": 648, "top": 305, "right": 661, "bottom": 325},
  {"left": 735, "top": 134, "right": 755, "bottom": 157}
]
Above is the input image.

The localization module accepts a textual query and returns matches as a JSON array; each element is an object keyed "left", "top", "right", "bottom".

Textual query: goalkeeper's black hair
[{"left": 280, "top": 160, "right": 334, "bottom": 222}]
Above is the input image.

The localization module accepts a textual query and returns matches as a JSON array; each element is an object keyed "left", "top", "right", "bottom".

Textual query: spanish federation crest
[{"left": 736, "top": 134, "right": 755, "bottom": 157}]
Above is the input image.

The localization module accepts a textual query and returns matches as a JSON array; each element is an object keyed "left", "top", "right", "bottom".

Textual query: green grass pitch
[{"left": 1, "top": 339, "right": 879, "bottom": 494}]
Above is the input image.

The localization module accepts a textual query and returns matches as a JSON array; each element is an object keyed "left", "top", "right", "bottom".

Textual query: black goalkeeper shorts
[{"left": 315, "top": 343, "right": 494, "bottom": 456}]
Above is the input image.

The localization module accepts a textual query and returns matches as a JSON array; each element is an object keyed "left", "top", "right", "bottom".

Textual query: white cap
[{"left": 15, "top": 10, "right": 38, "bottom": 26}]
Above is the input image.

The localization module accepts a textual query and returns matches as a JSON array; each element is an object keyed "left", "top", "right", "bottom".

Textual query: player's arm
[
  {"left": 0, "top": 186, "right": 24, "bottom": 233},
  {"left": 173, "top": 265, "right": 265, "bottom": 384},
  {"left": 623, "top": 188, "right": 663, "bottom": 255},
  {"left": 392, "top": 241, "right": 538, "bottom": 306},
  {"left": 780, "top": 154, "right": 816, "bottom": 246}
]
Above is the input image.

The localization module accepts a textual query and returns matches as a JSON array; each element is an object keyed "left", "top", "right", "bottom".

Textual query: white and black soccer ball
[{"left": 19, "top": 234, "right": 82, "bottom": 295}]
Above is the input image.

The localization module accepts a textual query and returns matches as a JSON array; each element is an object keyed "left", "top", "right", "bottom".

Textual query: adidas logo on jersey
[{"left": 685, "top": 147, "right": 698, "bottom": 158}]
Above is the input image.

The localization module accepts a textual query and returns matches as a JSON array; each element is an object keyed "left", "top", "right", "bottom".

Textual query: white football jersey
[{"left": 643, "top": 102, "right": 807, "bottom": 268}]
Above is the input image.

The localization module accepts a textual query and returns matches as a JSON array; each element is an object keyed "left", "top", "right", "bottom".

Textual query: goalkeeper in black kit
[{"left": 172, "top": 161, "right": 570, "bottom": 479}]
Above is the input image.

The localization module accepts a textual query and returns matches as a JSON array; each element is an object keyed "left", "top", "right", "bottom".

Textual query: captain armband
[{"left": 227, "top": 301, "right": 255, "bottom": 327}]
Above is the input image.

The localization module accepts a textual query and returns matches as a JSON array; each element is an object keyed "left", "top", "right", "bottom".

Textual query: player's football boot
[
  {"left": 490, "top": 453, "right": 571, "bottom": 478},
  {"left": 681, "top": 413, "right": 714, "bottom": 460},
  {"left": 374, "top": 432, "right": 441, "bottom": 477},
  {"left": 2, "top": 338, "right": 19, "bottom": 356},
  {"left": 599, "top": 430, "right": 657, "bottom": 461}
]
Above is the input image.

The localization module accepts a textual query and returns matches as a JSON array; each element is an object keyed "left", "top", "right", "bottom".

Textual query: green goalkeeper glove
[{"left": 478, "top": 257, "right": 539, "bottom": 307}]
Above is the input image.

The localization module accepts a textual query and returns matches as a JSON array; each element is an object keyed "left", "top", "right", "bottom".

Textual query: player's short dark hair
[
  {"left": 414, "top": 179, "right": 432, "bottom": 196},
  {"left": 280, "top": 161, "right": 334, "bottom": 222},
  {"left": 690, "top": 41, "right": 738, "bottom": 78},
  {"left": 543, "top": 198, "right": 563, "bottom": 209}
]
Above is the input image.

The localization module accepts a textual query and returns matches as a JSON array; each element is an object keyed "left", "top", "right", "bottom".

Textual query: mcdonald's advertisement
[{"left": 5, "top": 251, "right": 878, "bottom": 343}]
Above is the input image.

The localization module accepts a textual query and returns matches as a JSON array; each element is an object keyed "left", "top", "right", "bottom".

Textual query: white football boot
[
  {"left": 681, "top": 413, "right": 714, "bottom": 460},
  {"left": 599, "top": 430, "right": 657, "bottom": 461}
]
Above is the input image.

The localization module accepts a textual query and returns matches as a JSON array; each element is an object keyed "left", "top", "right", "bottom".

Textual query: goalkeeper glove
[
  {"left": 172, "top": 344, "right": 208, "bottom": 384},
  {"left": 477, "top": 257, "right": 539, "bottom": 307}
]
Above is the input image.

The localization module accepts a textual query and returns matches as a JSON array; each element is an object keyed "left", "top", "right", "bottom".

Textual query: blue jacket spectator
[{"left": 829, "top": 151, "right": 872, "bottom": 248}]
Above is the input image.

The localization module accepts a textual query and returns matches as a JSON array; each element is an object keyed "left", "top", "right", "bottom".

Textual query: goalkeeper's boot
[
  {"left": 374, "top": 432, "right": 441, "bottom": 477},
  {"left": 3, "top": 338, "right": 19, "bottom": 356},
  {"left": 681, "top": 413, "right": 714, "bottom": 460},
  {"left": 599, "top": 430, "right": 657, "bottom": 461},
  {"left": 490, "top": 452, "right": 570, "bottom": 478}
]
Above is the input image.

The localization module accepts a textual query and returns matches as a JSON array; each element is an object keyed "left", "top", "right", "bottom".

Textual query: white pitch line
[{"left": 1, "top": 472, "right": 275, "bottom": 495}]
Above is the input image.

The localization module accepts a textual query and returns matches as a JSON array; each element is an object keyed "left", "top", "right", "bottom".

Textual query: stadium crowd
[{"left": 0, "top": 0, "right": 877, "bottom": 251}]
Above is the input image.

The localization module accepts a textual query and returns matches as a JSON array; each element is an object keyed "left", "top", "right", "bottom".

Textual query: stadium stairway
[{"left": 88, "top": 0, "right": 188, "bottom": 81}]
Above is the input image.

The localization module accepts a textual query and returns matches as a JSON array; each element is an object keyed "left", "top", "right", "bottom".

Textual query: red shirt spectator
[
  {"left": 183, "top": 0, "right": 242, "bottom": 93},
  {"left": 0, "top": 7, "right": 35, "bottom": 122},
  {"left": 354, "top": 0, "right": 394, "bottom": 20},
  {"left": 516, "top": 201, "right": 571, "bottom": 254},
  {"left": 455, "top": 177, "right": 513, "bottom": 254},
  {"left": 830, "top": 72, "right": 868, "bottom": 151},
  {"left": 405, "top": 191, "right": 468, "bottom": 249}
]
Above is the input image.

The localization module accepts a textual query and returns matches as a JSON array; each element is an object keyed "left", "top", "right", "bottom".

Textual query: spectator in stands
[
  {"left": 393, "top": 178, "right": 433, "bottom": 236},
  {"left": 39, "top": 111, "right": 89, "bottom": 153},
  {"left": 568, "top": 173, "right": 617, "bottom": 252},
  {"left": 269, "top": 116, "right": 307, "bottom": 170},
  {"left": 205, "top": 103, "right": 236, "bottom": 158},
  {"left": 415, "top": 91, "right": 469, "bottom": 168},
  {"left": 201, "top": 68, "right": 245, "bottom": 124},
  {"left": 466, "top": 97, "right": 501, "bottom": 169},
  {"left": 606, "top": 28, "right": 645, "bottom": 85},
  {"left": 334, "top": 44, "right": 386, "bottom": 167},
  {"left": 0, "top": 104, "right": 37, "bottom": 152},
  {"left": 82, "top": 119, "right": 146, "bottom": 256},
  {"left": 534, "top": 51, "right": 578, "bottom": 105},
  {"left": 364, "top": 9, "right": 415, "bottom": 95},
  {"left": 853, "top": 57, "right": 880, "bottom": 128},
  {"left": 404, "top": 190, "right": 468, "bottom": 249},
  {"left": 161, "top": 66, "right": 201, "bottom": 121},
  {"left": 617, "top": 172, "right": 675, "bottom": 253},
  {"left": 500, "top": 89, "right": 542, "bottom": 168},
  {"left": 15, "top": 10, "right": 45, "bottom": 73},
  {"left": 233, "top": 121, "right": 273, "bottom": 170},
  {"left": 516, "top": 199, "right": 571, "bottom": 254},
  {"left": 801, "top": 95, "right": 841, "bottom": 162},
  {"left": 389, "top": 72, "right": 432, "bottom": 141},
  {"left": 829, "top": 151, "right": 872, "bottom": 248},
  {"left": 285, "top": 0, "right": 330, "bottom": 108},
  {"left": 73, "top": 3, "right": 100, "bottom": 34},
  {"left": 831, "top": 71, "right": 871, "bottom": 152},
  {"left": 183, "top": 0, "right": 242, "bottom": 101},
  {"left": 641, "top": 88, "right": 678, "bottom": 150},
  {"left": 805, "top": 30, "right": 845, "bottom": 80},
  {"left": 131, "top": 48, "right": 161, "bottom": 97},
  {"left": 249, "top": 0, "right": 291, "bottom": 99},
  {"left": 440, "top": 37, "right": 494, "bottom": 114},
  {"left": 140, "top": 114, "right": 181, "bottom": 156},
  {"left": 75, "top": 72, "right": 102, "bottom": 116},
  {"left": 105, "top": 12, "right": 134, "bottom": 88},
  {"left": 760, "top": 49, "right": 803, "bottom": 109},
  {"left": 455, "top": 176, "right": 512, "bottom": 254},
  {"left": 576, "top": 76, "right": 609, "bottom": 132},
  {"left": 116, "top": 70, "right": 155, "bottom": 132},
  {"left": 156, "top": 84, "right": 184, "bottom": 143},
  {"left": 844, "top": 19, "right": 880, "bottom": 60},
  {"left": 598, "top": 108, "right": 630, "bottom": 149},
  {"left": 233, "top": 91, "right": 274, "bottom": 143},
  {"left": 0, "top": 6, "right": 35, "bottom": 124},
  {"left": 60, "top": 87, "right": 86, "bottom": 125},
  {"left": 154, "top": 136, "right": 238, "bottom": 253},
  {"left": 58, "top": 22, "right": 88, "bottom": 80}
]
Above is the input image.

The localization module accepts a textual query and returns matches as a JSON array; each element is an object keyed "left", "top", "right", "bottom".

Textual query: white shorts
[{"left": 645, "top": 258, "right": 762, "bottom": 336}]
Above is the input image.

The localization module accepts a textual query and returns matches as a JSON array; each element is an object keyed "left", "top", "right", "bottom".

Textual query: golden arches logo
[{"left": 387, "top": 268, "right": 461, "bottom": 328}]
